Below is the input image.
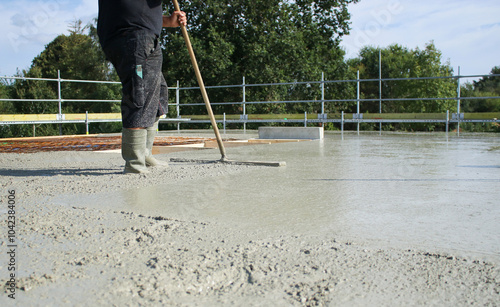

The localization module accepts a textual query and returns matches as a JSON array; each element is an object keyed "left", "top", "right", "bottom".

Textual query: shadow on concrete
[{"left": 0, "top": 168, "right": 123, "bottom": 177}]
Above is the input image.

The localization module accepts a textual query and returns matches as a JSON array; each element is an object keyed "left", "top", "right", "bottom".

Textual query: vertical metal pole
[
  {"left": 85, "top": 111, "right": 89, "bottom": 135},
  {"left": 57, "top": 70, "right": 63, "bottom": 135},
  {"left": 176, "top": 80, "right": 180, "bottom": 131},
  {"left": 304, "top": 112, "right": 307, "bottom": 127},
  {"left": 321, "top": 72, "right": 325, "bottom": 127},
  {"left": 357, "top": 70, "right": 360, "bottom": 135},
  {"left": 321, "top": 72, "right": 325, "bottom": 114},
  {"left": 446, "top": 110, "right": 449, "bottom": 134},
  {"left": 242, "top": 76, "right": 246, "bottom": 132},
  {"left": 223, "top": 112, "right": 226, "bottom": 133},
  {"left": 379, "top": 50, "right": 382, "bottom": 134},
  {"left": 456, "top": 66, "right": 461, "bottom": 136},
  {"left": 356, "top": 70, "right": 360, "bottom": 115},
  {"left": 341, "top": 111, "right": 344, "bottom": 140}
]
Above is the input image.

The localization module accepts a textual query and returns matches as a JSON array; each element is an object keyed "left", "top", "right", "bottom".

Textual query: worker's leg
[
  {"left": 145, "top": 117, "right": 168, "bottom": 167},
  {"left": 122, "top": 127, "right": 149, "bottom": 174},
  {"left": 103, "top": 30, "right": 163, "bottom": 173},
  {"left": 146, "top": 75, "right": 169, "bottom": 167}
]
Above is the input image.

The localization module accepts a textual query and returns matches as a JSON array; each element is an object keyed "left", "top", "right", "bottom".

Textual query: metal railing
[
  {"left": 0, "top": 72, "right": 188, "bottom": 134},
  {"left": 1, "top": 71, "right": 499, "bottom": 135},
  {"left": 172, "top": 72, "right": 499, "bottom": 134}
]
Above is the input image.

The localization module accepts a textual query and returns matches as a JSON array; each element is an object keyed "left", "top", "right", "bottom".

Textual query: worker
[{"left": 97, "top": 1, "right": 187, "bottom": 173}]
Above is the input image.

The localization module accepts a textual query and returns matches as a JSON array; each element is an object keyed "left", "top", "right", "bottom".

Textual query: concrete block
[{"left": 258, "top": 127, "right": 324, "bottom": 140}]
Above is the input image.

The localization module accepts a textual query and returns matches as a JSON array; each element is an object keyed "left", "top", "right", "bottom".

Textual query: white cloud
[
  {"left": 341, "top": 0, "right": 500, "bottom": 77},
  {"left": 74, "top": 0, "right": 99, "bottom": 25},
  {"left": 0, "top": 0, "right": 98, "bottom": 76},
  {"left": 1, "top": 0, "right": 498, "bottom": 79}
]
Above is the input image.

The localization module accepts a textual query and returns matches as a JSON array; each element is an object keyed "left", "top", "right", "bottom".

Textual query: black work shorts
[{"left": 103, "top": 30, "right": 168, "bottom": 128}]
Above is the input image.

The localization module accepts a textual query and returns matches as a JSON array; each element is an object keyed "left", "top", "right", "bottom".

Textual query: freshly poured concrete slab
[
  {"left": 258, "top": 126, "right": 324, "bottom": 139},
  {"left": 55, "top": 131, "right": 500, "bottom": 261},
  {"left": 7, "top": 129, "right": 499, "bottom": 306}
]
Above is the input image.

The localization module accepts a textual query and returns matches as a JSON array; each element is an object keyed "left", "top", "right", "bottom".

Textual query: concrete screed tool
[{"left": 170, "top": 0, "right": 285, "bottom": 167}]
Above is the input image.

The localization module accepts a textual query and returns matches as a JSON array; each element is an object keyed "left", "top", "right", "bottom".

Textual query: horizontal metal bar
[
  {"left": 457, "top": 119, "right": 500, "bottom": 123},
  {"left": 0, "top": 118, "right": 191, "bottom": 125},
  {"left": 179, "top": 119, "right": 439, "bottom": 124},
  {"left": 61, "top": 79, "right": 120, "bottom": 85},
  {"left": 3, "top": 117, "right": 497, "bottom": 126},
  {"left": 178, "top": 84, "right": 245, "bottom": 90},
  {"left": 177, "top": 73, "right": 500, "bottom": 90},
  {"left": 3, "top": 94, "right": 498, "bottom": 105},
  {"left": 0, "top": 120, "right": 88, "bottom": 125},
  {"left": 176, "top": 96, "right": 500, "bottom": 107},
  {"left": 179, "top": 99, "right": 322, "bottom": 106},
  {"left": 3, "top": 73, "right": 499, "bottom": 88},
  {"left": 0, "top": 98, "right": 60, "bottom": 102},
  {"left": 340, "top": 74, "right": 500, "bottom": 83},
  {"left": 0, "top": 76, "right": 55, "bottom": 82},
  {"left": 60, "top": 79, "right": 178, "bottom": 90},
  {"left": 62, "top": 99, "right": 121, "bottom": 103}
]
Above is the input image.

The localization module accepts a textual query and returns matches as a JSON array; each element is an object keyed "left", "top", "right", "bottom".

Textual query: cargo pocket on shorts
[
  {"left": 129, "top": 64, "right": 146, "bottom": 109},
  {"left": 128, "top": 34, "right": 157, "bottom": 109}
]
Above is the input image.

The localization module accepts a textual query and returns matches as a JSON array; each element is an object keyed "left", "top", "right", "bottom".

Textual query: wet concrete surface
[{"left": 56, "top": 131, "right": 500, "bottom": 260}]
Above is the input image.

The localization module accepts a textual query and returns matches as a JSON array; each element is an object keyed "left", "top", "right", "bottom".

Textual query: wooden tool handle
[{"left": 171, "top": 0, "right": 227, "bottom": 160}]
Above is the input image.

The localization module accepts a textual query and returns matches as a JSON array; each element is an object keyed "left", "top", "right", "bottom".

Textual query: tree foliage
[
  {"left": 473, "top": 66, "right": 500, "bottom": 95},
  {"left": 462, "top": 66, "right": 500, "bottom": 113},
  {"left": 7, "top": 24, "right": 121, "bottom": 137},
  {"left": 460, "top": 66, "right": 500, "bottom": 132},
  {"left": 0, "top": 80, "right": 13, "bottom": 113},
  {"left": 347, "top": 42, "right": 457, "bottom": 131},
  {"left": 348, "top": 42, "right": 456, "bottom": 114},
  {"left": 161, "top": 0, "right": 358, "bottom": 119}
]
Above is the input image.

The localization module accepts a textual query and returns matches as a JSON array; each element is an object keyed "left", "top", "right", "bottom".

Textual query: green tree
[
  {"left": 7, "top": 66, "right": 60, "bottom": 137},
  {"left": 10, "top": 21, "right": 121, "bottom": 137},
  {"left": 347, "top": 42, "right": 456, "bottom": 130},
  {"left": 0, "top": 79, "right": 15, "bottom": 137},
  {"left": 462, "top": 66, "right": 500, "bottom": 113},
  {"left": 460, "top": 66, "right": 500, "bottom": 132},
  {"left": 473, "top": 66, "right": 500, "bottom": 95},
  {"left": 0, "top": 79, "right": 13, "bottom": 113},
  {"left": 28, "top": 30, "right": 120, "bottom": 114},
  {"left": 349, "top": 42, "right": 456, "bottom": 113}
]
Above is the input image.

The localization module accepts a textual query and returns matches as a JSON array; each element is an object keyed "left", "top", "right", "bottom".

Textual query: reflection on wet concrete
[{"left": 59, "top": 132, "right": 500, "bottom": 259}]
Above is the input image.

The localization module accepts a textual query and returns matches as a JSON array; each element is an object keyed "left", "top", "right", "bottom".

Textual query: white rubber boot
[
  {"left": 145, "top": 118, "right": 169, "bottom": 167},
  {"left": 122, "top": 128, "right": 149, "bottom": 174}
]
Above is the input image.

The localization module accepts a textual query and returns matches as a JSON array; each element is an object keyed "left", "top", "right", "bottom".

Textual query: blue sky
[
  {"left": 1, "top": 0, "right": 499, "bottom": 79},
  {"left": 341, "top": 0, "right": 500, "bottom": 78}
]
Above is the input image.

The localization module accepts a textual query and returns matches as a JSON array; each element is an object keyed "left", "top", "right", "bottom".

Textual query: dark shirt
[{"left": 97, "top": 0, "right": 163, "bottom": 48}]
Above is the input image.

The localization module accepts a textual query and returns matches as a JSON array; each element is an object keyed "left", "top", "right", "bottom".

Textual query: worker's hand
[{"left": 163, "top": 11, "right": 187, "bottom": 28}]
